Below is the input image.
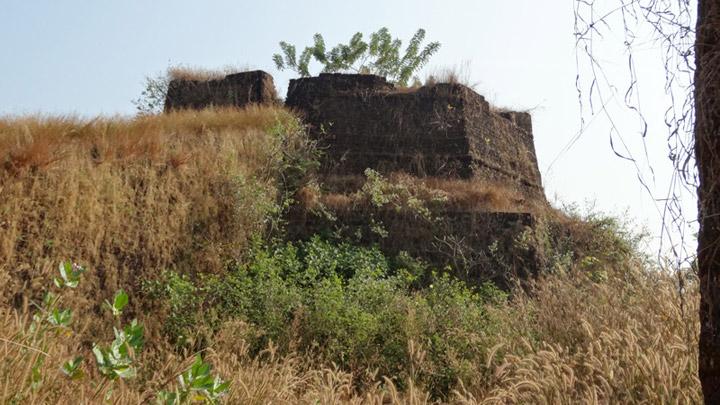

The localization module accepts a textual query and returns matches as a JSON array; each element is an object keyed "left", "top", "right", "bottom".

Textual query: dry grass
[
  {"left": 1, "top": 263, "right": 699, "bottom": 403},
  {"left": 0, "top": 106, "right": 297, "bottom": 310},
  {"left": 461, "top": 265, "right": 700, "bottom": 404},
  {"left": 0, "top": 108, "right": 701, "bottom": 403},
  {"left": 424, "top": 61, "right": 479, "bottom": 90},
  {"left": 309, "top": 173, "right": 537, "bottom": 214},
  {"left": 422, "top": 63, "right": 530, "bottom": 117},
  {"left": 0, "top": 310, "right": 431, "bottom": 404},
  {"left": 167, "top": 64, "right": 255, "bottom": 82}
]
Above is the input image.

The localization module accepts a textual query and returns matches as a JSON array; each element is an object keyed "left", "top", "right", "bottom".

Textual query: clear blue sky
[{"left": 0, "top": 0, "right": 696, "bottom": 258}]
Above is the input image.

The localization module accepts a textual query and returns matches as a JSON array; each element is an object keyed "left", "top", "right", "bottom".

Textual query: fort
[
  {"left": 165, "top": 70, "right": 543, "bottom": 199},
  {"left": 164, "top": 70, "right": 277, "bottom": 111},
  {"left": 165, "top": 70, "right": 547, "bottom": 283}
]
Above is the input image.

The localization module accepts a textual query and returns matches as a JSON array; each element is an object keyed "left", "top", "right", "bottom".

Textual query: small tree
[
  {"left": 132, "top": 72, "right": 169, "bottom": 115},
  {"left": 272, "top": 27, "right": 441, "bottom": 86}
]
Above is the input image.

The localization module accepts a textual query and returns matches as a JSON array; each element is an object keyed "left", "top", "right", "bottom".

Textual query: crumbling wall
[
  {"left": 287, "top": 204, "right": 542, "bottom": 287},
  {"left": 285, "top": 73, "right": 544, "bottom": 199},
  {"left": 164, "top": 70, "right": 277, "bottom": 111}
]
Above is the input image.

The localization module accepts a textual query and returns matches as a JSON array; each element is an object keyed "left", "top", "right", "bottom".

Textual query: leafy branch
[{"left": 272, "top": 27, "right": 441, "bottom": 86}]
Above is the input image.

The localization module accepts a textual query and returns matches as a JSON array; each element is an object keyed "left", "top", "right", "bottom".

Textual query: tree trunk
[{"left": 696, "top": 0, "right": 720, "bottom": 402}]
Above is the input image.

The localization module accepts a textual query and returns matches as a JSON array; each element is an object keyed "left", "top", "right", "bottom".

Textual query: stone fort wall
[
  {"left": 164, "top": 70, "right": 277, "bottom": 111},
  {"left": 163, "top": 70, "right": 547, "bottom": 282},
  {"left": 285, "top": 73, "right": 543, "bottom": 198}
]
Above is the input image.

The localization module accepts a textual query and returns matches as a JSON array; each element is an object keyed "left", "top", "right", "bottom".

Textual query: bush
[
  {"left": 132, "top": 71, "right": 169, "bottom": 115},
  {"left": 145, "top": 236, "right": 507, "bottom": 397}
]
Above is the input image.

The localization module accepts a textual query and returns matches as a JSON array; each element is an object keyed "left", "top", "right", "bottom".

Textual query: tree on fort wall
[{"left": 272, "top": 27, "right": 441, "bottom": 87}]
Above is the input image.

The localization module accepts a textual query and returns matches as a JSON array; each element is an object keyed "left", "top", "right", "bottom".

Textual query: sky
[{"left": 0, "top": 0, "right": 697, "bottom": 260}]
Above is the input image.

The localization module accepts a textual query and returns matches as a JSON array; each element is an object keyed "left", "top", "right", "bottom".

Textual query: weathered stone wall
[
  {"left": 287, "top": 205, "right": 542, "bottom": 287},
  {"left": 285, "top": 73, "right": 544, "bottom": 198},
  {"left": 164, "top": 70, "right": 548, "bottom": 283},
  {"left": 164, "top": 70, "right": 277, "bottom": 111}
]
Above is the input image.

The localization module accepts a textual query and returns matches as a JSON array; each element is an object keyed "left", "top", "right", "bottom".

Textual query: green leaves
[
  {"left": 122, "top": 319, "right": 145, "bottom": 352},
  {"left": 157, "top": 355, "right": 230, "bottom": 404},
  {"left": 93, "top": 290, "right": 143, "bottom": 381},
  {"left": 92, "top": 342, "right": 136, "bottom": 380},
  {"left": 132, "top": 72, "right": 169, "bottom": 115},
  {"left": 54, "top": 261, "right": 85, "bottom": 289},
  {"left": 92, "top": 320, "right": 143, "bottom": 380},
  {"left": 105, "top": 289, "right": 129, "bottom": 317},
  {"left": 47, "top": 308, "right": 72, "bottom": 327},
  {"left": 312, "top": 33, "right": 327, "bottom": 63},
  {"left": 272, "top": 27, "right": 441, "bottom": 85},
  {"left": 61, "top": 357, "right": 84, "bottom": 380},
  {"left": 26, "top": 263, "right": 231, "bottom": 402}
]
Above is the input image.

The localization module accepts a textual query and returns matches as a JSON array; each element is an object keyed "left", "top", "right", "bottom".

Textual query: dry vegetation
[
  {"left": 309, "top": 173, "right": 536, "bottom": 214},
  {"left": 0, "top": 107, "right": 700, "bottom": 403},
  {"left": 1, "top": 263, "right": 699, "bottom": 403},
  {"left": 423, "top": 62, "right": 479, "bottom": 90},
  {"left": 0, "top": 106, "right": 300, "bottom": 308},
  {"left": 167, "top": 65, "right": 254, "bottom": 82}
]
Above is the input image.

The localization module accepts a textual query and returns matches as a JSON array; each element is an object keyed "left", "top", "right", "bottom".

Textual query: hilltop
[{"left": 0, "top": 76, "right": 700, "bottom": 402}]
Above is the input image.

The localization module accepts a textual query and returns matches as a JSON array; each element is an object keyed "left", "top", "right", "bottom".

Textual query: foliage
[
  {"left": 146, "top": 237, "right": 506, "bottom": 396},
  {"left": 92, "top": 290, "right": 143, "bottom": 381},
  {"left": 4, "top": 262, "right": 229, "bottom": 403},
  {"left": 0, "top": 106, "right": 310, "bottom": 311},
  {"left": 0, "top": 210, "right": 701, "bottom": 403},
  {"left": 132, "top": 71, "right": 170, "bottom": 115},
  {"left": 538, "top": 203, "right": 649, "bottom": 276},
  {"left": 360, "top": 168, "right": 446, "bottom": 222},
  {"left": 273, "top": 27, "right": 441, "bottom": 86},
  {"left": 0, "top": 106, "right": 701, "bottom": 402},
  {"left": 157, "top": 355, "right": 230, "bottom": 405}
]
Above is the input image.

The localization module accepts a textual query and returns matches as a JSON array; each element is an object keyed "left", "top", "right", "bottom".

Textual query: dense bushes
[{"left": 144, "top": 236, "right": 508, "bottom": 397}]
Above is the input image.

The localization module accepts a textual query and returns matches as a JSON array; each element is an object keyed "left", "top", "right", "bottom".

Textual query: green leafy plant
[
  {"left": 28, "top": 262, "right": 229, "bottom": 401},
  {"left": 22, "top": 261, "right": 85, "bottom": 393},
  {"left": 54, "top": 261, "right": 85, "bottom": 289},
  {"left": 92, "top": 290, "right": 143, "bottom": 382},
  {"left": 273, "top": 27, "right": 441, "bottom": 86},
  {"left": 156, "top": 355, "right": 230, "bottom": 404},
  {"left": 360, "top": 168, "right": 446, "bottom": 224},
  {"left": 46, "top": 308, "right": 73, "bottom": 327},
  {"left": 146, "top": 237, "right": 506, "bottom": 397},
  {"left": 105, "top": 289, "right": 129, "bottom": 317},
  {"left": 60, "top": 357, "right": 84, "bottom": 380}
]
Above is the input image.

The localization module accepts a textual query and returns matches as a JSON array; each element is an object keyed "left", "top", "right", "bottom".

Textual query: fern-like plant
[{"left": 272, "top": 27, "right": 440, "bottom": 86}]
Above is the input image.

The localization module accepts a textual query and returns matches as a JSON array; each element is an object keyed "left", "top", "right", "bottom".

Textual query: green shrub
[
  {"left": 145, "top": 237, "right": 507, "bottom": 398},
  {"left": 11, "top": 262, "right": 229, "bottom": 404}
]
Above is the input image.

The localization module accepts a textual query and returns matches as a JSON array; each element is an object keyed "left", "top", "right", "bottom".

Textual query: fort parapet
[
  {"left": 164, "top": 70, "right": 277, "bottom": 111},
  {"left": 285, "top": 73, "right": 543, "bottom": 198}
]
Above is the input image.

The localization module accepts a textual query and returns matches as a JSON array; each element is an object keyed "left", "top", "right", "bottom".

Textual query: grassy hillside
[
  {"left": 0, "top": 107, "right": 305, "bottom": 303},
  {"left": 0, "top": 107, "right": 700, "bottom": 403}
]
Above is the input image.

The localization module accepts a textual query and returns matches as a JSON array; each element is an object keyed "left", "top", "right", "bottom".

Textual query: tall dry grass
[
  {"left": 457, "top": 265, "right": 700, "bottom": 403},
  {"left": 310, "top": 172, "right": 538, "bottom": 214},
  {"left": 424, "top": 61, "right": 479, "bottom": 90},
  {"left": 167, "top": 65, "right": 255, "bottom": 82},
  {"left": 1, "top": 262, "right": 699, "bottom": 403},
  {"left": 0, "top": 106, "right": 297, "bottom": 311},
  {"left": 0, "top": 107, "right": 700, "bottom": 403}
]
